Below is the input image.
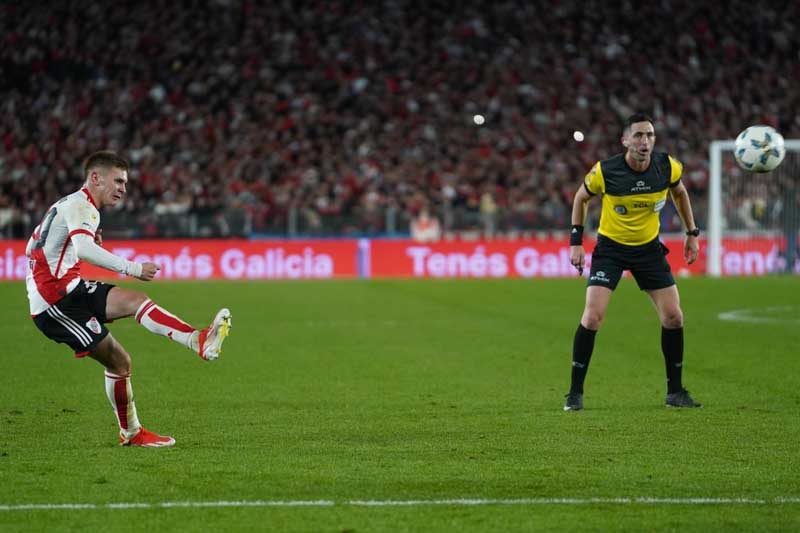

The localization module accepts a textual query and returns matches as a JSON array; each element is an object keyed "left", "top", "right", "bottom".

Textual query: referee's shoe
[
  {"left": 563, "top": 392, "right": 583, "bottom": 411},
  {"left": 665, "top": 389, "right": 702, "bottom": 408}
]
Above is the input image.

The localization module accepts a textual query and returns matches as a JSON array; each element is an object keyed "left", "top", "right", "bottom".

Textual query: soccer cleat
[
  {"left": 119, "top": 427, "right": 176, "bottom": 447},
  {"left": 197, "top": 308, "right": 232, "bottom": 361},
  {"left": 665, "top": 389, "right": 703, "bottom": 408},
  {"left": 563, "top": 392, "right": 583, "bottom": 411}
]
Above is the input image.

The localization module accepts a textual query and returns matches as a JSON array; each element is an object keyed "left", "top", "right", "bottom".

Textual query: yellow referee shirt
[{"left": 584, "top": 152, "right": 683, "bottom": 245}]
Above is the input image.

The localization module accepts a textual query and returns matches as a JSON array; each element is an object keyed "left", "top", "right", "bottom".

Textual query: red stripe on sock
[
  {"left": 197, "top": 328, "right": 208, "bottom": 359},
  {"left": 148, "top": 308, "right": 195, "bottom": 333},
  {"left": 135, "top": 301, "right": 156, "bottom": 323},
  {"left": 113, "top": 378, "right": 129, "bottom": 430}
]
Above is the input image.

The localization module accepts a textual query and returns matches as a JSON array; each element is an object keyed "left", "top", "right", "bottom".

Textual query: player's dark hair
[
  {"left": 83, "top": 151, "right": 129, "bottom": 180},
  {"left": 624, "top": 112, "right": 654, "bottom": 132}
]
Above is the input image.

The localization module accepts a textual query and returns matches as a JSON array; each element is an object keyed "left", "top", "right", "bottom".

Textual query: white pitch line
[
  {"left": 2, "top": 498, "right": 800, "bottom": 511},
  {"left": 718, "top": 306, "right": 799, "bottom": 324}
]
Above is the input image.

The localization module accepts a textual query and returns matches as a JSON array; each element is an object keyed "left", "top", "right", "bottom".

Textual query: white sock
[
  {"left": 135, "top": 299, "right": 198, "bottom": 350},
  {"left": 104, "top": 372, "right": 141, "bottom": 439}
]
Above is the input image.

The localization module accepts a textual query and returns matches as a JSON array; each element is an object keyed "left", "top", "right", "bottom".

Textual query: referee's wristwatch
[{"left": 685, "top": 228, "right": 700, "bottom": 237}]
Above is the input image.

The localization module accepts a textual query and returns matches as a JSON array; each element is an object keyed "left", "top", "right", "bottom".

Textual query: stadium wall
[{"left": 0, "top": 237, "right": 787, "bottom": 280}]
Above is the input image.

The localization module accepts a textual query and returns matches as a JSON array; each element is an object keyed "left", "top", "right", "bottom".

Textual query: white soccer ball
[{"left": 734, "top": 125, "right": 786, "bottom": 173}]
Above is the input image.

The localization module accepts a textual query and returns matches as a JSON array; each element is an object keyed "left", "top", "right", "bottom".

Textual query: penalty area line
[{"left": 2, "top": 497, "right": 800, "bottom": 511}]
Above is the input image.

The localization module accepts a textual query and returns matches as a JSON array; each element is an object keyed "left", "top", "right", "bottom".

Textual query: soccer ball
[{"left": 734, "top": 125, "right": 786, "bottom": 172}]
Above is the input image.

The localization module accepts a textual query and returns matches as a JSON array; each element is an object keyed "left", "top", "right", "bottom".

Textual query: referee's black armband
[{"left": 569, "top": 225, "right": 584, "bottom": 246}]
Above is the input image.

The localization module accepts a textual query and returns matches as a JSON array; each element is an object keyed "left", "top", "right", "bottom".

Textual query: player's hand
[
  {"left": 684, "top": 236, "right": 699, "bottom": 265},
  {"left": 570, "top": 245, "right": 585, "bottom": 275},
  {"left": 94, "top": 229, "right": 103, "bottom": 247},
  {"left": 137, "top": 262, "right": 161, "bottom": 281}
]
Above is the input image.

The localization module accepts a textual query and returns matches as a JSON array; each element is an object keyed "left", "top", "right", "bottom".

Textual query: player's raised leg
[
  {"left": 104, "top": 287, "right": 232, "bottom": 361},
  {"left": 89, "top": 334, "right": 175, "bottom": 447}
]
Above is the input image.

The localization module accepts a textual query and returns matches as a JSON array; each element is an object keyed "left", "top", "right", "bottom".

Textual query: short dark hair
[
  {"left": 624, "top": 113, "right": 654, "bottom": 131},
  {"left": 83, "top": 151, "right": 129, "bottom": 180}
]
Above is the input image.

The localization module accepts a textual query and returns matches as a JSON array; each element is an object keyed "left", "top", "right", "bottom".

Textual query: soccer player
[
  {"left": 564, "top": 113, "right": 701, "bottom": 411},
  {"left": 25, "top": 151, "right": 232, "bottom": 447}
]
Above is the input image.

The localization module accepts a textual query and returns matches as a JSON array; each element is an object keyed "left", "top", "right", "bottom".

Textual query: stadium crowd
[{"left": 1, "top": 0, "right": 798, "bottom": 239}]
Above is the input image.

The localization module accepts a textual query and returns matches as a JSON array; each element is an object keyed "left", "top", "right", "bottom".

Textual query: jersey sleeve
[
  {"left": 583, "top": 162, "right": 604, "bottom": 195},
  {"left": 63, "top": 198, "right": 142, "bottom": 278},
  {"left": 668, "top": 155, "right": 683, "bottom": 187},
  {"left": 62, "top": 200, "right": 99, "bottom": 240},
  {"left": 71, "top": 234, "right": 143, "bottom": 278}
]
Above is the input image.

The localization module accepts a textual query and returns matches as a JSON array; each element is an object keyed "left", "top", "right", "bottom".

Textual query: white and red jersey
[{"left": 25, "top": 187, "right": 141, "bottom": 316}]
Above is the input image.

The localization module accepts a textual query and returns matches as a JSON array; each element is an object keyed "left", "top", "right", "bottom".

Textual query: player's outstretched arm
[{"left": 71, "top": 233, "right": 145, "bottom": 278}]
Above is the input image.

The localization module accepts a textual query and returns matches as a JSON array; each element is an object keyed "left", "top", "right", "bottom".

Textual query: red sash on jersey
[{"left": 30, "top": 247, "right": 82, "bottom": 305}]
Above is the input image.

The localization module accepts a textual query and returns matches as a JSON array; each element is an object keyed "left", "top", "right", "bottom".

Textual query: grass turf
[{"left": 1, "top": 276, "right": 799, "bottom": 531}]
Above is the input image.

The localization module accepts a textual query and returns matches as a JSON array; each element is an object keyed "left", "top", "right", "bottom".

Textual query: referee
[{"left": 564, "top": 113, "right": 702, "bottom": 411}]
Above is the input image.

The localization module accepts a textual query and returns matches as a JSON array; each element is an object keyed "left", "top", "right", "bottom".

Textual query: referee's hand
[
  {"left": 570, "top": 245, "right": 585, "bottom": 276},
  {"left": 684, "top": 236, "right": 699, "bottom": 265}
]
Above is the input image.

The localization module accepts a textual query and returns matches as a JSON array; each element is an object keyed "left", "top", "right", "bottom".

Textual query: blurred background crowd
[{"left": 1, "top": 0, "right": 798, "bottom": 239}]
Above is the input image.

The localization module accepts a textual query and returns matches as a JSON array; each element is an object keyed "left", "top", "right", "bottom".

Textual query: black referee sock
[
  {"left": 569, "top": 324, "right": 597, "bottom": 394},
  {"left": 661, "top": 326, "right": 684, "bottom": 394}
]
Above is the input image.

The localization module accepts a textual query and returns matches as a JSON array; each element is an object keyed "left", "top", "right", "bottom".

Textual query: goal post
[{"left": 708, "top": 139, "right": 800, "bottom": 276}]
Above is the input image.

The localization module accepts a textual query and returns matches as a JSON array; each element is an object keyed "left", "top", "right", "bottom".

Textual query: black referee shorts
[
  {"left": 32, "top": 280, "right": 115, "bottom": 357},
  {"left": 588, "top": 235, "right": 675, "bottom": 291}
]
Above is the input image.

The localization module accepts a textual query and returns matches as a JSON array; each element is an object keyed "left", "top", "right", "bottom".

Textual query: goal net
[{"left": 708, "top": 139, "right": 800, "bottom": 276}]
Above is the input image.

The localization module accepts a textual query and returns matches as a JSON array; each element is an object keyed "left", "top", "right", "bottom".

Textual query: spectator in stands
[
  {"left": 411, "top": 205, "right": 442, "bottom": 243},
  {"left": 0, "top": 1, "right": 798, "bottom": 238}
]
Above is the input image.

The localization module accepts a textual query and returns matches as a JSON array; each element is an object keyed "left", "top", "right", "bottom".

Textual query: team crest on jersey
[{"left": 86, "top": 317, "right": 102, "bottom": 335}]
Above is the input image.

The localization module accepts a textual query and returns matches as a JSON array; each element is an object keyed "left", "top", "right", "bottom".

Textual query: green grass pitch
[{"left": 1, "top": 276, "right": 799, "bottom": 532}]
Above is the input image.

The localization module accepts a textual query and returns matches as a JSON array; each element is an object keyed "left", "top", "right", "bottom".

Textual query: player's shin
[
  {"left": 661, "top": 326, "right": 684, "bottom": 393},
  {"left": 104, "top": 372, "right": 141, "bottom": 439},
  {"left": 570, "top": 324, "right": 597, "bottom": 394},
  {"left": 135, "top": 299, "right": 197, "bottom": 350}
]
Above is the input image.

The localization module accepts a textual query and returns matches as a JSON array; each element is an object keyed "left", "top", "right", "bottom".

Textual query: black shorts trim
[
  {"left": 588, "top": 235, "right": 675, "bottom": 291},
  {"left": 33, "top": 280, "right": 116, "bottom": 356}
]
